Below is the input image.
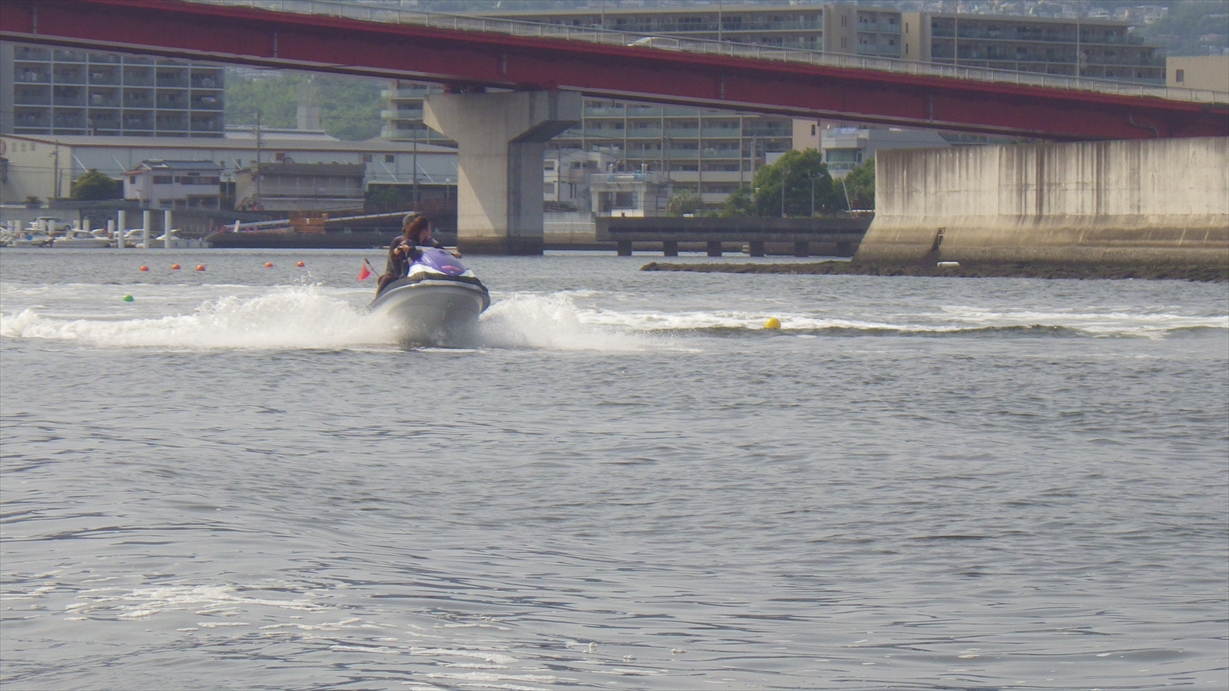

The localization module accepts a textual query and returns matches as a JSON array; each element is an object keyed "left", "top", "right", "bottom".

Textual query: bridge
[
  {"left": 4, "top": 0, "right": 1227, "bottom": 253},
  {"left": 4, "top": 0, "right": 1225, "bottom": 140}
]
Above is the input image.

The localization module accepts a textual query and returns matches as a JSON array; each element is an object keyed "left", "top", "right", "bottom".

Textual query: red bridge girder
[{"left": 2, "top": 0, "right": 1226, "bottom": 140}]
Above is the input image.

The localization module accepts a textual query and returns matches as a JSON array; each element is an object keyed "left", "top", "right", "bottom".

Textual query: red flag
[{"left": 357, "top": 264, "right": 371, "bottom": 281}]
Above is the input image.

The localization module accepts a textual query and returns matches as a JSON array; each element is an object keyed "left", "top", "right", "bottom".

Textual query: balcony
[
  {"left": 53, "top": 49, "right": 86, "bottom": 63},
  {"left": 380, "top": 108, "right": 423, "bottom": 120},
  {"left": 53, "top": 68, "right": 86, "bottom": 84},
  {"left": 88, "top": 92, "right": 121, "bottom": 108},
  {"left": 190, "top": 94, "right": 223, "bottom": 110},
  {"left": 15, "top": 95, "right": 52, "bottom": 107},
  {"left": 14, "top": 64, "right": 50, "bottom": 83},
  {"left": 15, "top": 46, "right": 50, "bottom": 61},
  {"left": 14, "top": 109, "right": 51, "bottom": 129}
]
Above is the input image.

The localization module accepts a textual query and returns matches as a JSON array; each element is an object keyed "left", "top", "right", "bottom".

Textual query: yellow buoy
[{"left": 764, "top": 317, "right": 781, "bottom": 330}]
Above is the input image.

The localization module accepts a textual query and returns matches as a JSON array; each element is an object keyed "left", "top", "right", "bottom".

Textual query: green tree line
[
  {"left": 669, "top": 150, "right": 875, "bottom": 218},
  {"left": 225, "top": 72, "right": 384, "bottom": 141}
]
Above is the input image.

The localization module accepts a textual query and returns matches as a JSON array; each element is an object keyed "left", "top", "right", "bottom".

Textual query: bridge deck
[{"left": 2, "top": 0, "right": 1226, "bottom": 140}]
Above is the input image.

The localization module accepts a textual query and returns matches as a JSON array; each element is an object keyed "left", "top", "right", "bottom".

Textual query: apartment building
[{"left": 1, "top": 42, "right": 226, "bottom": 138}]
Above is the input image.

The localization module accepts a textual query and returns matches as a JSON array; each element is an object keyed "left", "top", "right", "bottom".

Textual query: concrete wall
[
  {"left": 855, "top": 137, "right": 1229, "bottom": 267},
  {"left": 1167, "top": 56, "right": 1229, "bottom": 93}
]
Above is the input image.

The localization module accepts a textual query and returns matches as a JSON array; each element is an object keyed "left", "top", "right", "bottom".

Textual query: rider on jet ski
[{"left": 378, "top": 214, "right": 460, "bottom": 294}]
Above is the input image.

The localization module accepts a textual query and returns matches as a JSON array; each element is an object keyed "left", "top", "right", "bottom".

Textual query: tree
[
  {"left": 842, "top": 158, "right": 875, "bottom": 210},
  {"left": 225, "top": 71, "right": 383, "bottom": 141},
  {"left": 720, "top": 185, "right": 755, "bottom": 217},
  {"left": 71, "top": 169, "right": 123, "bottom": 201},
  {"left": 751, "top": 148, "right": 842, "bottom": 217},
  {"left": 666, "top": 190, "right": 704, "bottom": 216}
]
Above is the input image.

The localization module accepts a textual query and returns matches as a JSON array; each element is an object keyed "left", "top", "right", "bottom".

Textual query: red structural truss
[{"left": 3, "top": 0, "right": 1226, "bottom": 140}]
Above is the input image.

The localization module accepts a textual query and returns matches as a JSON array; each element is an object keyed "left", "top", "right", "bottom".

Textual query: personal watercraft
[{"left": 368, "top": 247, "right": 490, "bottom": 345}]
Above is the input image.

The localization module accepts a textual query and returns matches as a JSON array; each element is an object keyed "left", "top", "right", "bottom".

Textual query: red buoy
[
  {"left": 264, "top": 262, "right": 274, "bottom": 268},
  {"left": 171, "top": 263, "right": 181, "bottom": 270},
  {"left": 196, "top": 265, "right": 206, "bottom": 271},
  {"left": 139, "top": 265, "right": 149, "bottom": 272},
  {"left": 296, "top": 261, "right": 305, "bottom": 267}
]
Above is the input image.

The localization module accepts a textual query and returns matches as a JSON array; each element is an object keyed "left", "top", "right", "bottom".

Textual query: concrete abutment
[
  {"left": 424, "top": 91, "right": 581, "bottom": 255},
  {"left": 854, "top": 137, "right": 1229, "bottom": 268}
]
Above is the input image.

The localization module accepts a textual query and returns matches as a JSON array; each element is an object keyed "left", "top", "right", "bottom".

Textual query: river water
[{"left": 1, "top": 248, "right": 1226, "bottom": 690}]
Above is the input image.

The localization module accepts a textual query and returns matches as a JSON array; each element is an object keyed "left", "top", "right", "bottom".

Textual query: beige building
[
  {"left": 233, "top": 162, "right": 365, "bottom": 212},
  {"left": 1167, "top": 56, "right": 1229, "bottom": 93}
]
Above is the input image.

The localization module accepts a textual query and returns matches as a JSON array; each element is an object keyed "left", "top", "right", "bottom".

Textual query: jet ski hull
[{"left": 369, "top": 278, "right": 489, "bottom": 345}]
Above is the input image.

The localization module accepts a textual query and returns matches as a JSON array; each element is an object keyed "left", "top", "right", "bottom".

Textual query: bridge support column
[
  {"left": 424, "top": 91, "right": 581, "bottom": 255},
  {"left": 794, "top": 241, "right": 809, "bottom": 257},
  {"left": 663, "top": 241, "right": 678, "bottom": 257},
  {"left": 748, "top": 241, "right": 765, "bottom": 257},
  {"left": 617, "top": 240, "right": 633, "bottom": 256},
  {"left": 707, "top": 241, "right": 723, "bottom": 257}
]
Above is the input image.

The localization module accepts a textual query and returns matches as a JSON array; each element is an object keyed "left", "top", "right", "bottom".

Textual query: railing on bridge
[{"left": 185, "top": 0, "right": 1229, "bottom": 106}]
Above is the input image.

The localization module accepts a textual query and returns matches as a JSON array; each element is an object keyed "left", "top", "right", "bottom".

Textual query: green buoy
[{"left": 122, "top": 294, "right": 134, "bottom": 302}]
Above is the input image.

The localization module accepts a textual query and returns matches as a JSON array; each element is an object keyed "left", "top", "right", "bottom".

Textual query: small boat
[
  {"left": 11, "top": 232, "right": 53, "bottom": 247},
  {"left": 368, "top": 247, "right": 490, "bottom": 346},
  {"left": 52, "top": 228, "right": 111, "bottom": 248}
]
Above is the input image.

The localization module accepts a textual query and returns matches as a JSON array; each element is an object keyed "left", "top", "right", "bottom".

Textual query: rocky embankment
[{"left": 639, "top": 261, "right": 1228, "bottom": 282}]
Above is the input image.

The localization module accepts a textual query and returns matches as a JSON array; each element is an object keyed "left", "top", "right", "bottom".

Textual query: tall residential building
[{"left": 1, "top": 43, "right": 226, "bottom": 138}]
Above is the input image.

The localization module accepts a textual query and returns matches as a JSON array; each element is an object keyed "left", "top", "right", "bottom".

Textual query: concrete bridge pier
[{"left": 424, "top": 91, "right": 581, "bottom": 255}]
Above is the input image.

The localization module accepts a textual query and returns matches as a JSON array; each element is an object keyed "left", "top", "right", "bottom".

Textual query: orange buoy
[
  {"left": 195, "top": 264, "right": 206, "bottom": 271},
  {"left": 296, "top": 261, "right": 305, "bottom": 267},
  {"left": 264, "top": 262, "right": 274, "bottom": 268},
  {"left": 139, "top": 265, "right": 149, "bottom": 272},
  {"left": 171, "top": 263, "right": 181, "bottom": 270}
]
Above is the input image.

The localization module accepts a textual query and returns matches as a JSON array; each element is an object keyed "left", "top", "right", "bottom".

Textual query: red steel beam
[{"left": 3, "top": 0, "right": 1226, "bottom": 140}]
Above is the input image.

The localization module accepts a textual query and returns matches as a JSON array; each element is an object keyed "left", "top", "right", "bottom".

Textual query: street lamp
[{"left": 809, "top": 172, "right": 824, "bottom": 216}]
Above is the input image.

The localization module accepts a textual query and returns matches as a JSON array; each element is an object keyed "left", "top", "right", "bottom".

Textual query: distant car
[
  {"left": 32, "top": 217, "right": 70, "bottom": 233},
  {"left": 628, "top": 36, "right": 681, "bottom": 51}
]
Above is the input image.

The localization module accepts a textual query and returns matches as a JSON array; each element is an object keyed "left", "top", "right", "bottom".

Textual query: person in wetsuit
[{"left": 377, "top": 214, "right": 442, "bottom": 294}]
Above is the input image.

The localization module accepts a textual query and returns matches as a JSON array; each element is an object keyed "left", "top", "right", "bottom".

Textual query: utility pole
[
  {"left": 51, "top": 141, "right": 60, "bottom": 200},
  {"left": 809, "top": 172, "right": 824, "bottom": 216},
  {"left": 412, "top": 133, "right": 419, "bottom": 207},
  {"left": 781, "top": 165, "right": 789, "bottom": 217},
  {"left": 254, "top": 109, "right": 262, "bottom": 210},
  {"left": 1075, "top": 0, "right": 1082, "bottom": 86}
]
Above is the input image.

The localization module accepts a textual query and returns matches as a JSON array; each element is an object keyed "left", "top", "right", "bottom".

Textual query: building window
[
  {"left": 385, "top": 154, "right": 395, "bottom": 163},
  {"left": 362, "top": 153, "right": 372, "bottom": 162},
  {"left": 1176, "top": 69, "right": 1184, "bottom": 83}
]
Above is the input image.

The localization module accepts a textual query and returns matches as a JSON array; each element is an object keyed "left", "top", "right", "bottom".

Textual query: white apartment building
[{"left": 1, "top": 42, "right": 225, "bottom": 138}]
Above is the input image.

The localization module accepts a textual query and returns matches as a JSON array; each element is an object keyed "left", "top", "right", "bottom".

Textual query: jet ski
[{"left": 368, "top": 247, "right": 490, "bottom": 345}]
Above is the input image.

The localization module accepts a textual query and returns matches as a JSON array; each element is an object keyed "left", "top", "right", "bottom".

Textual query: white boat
[
  {"left": 10, "top": 232, "right": 54, "bottom": 247},
  {"left": 368, "top": 248, "right": 490, "bottom": 346},
  {"left": 52, "top": 228, "right": 111, "bottom": 248}
]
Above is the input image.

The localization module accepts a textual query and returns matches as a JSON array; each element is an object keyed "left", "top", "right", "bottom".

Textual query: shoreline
[{"left": 640, "top": 261, "right": 1229, "bottom": 282}]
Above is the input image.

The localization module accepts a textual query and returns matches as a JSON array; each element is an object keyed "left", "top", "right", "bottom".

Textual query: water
[{"left": 2, "top": 248, "right": 1226, "bottom": 690}]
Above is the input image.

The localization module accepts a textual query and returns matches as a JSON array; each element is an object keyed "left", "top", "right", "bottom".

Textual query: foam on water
[
  {"left": 586, "top": 304, "right": 1228, "bottom": 338},
  {"left": 476, "top": 292, "right": 661, "bottom": 352},
  {"left": 1, "top": 285, "right": 395, "bottom": 350}
]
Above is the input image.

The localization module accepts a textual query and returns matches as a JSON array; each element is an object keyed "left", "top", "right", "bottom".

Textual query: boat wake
[
  {"left": 0, "top": 287, "right": 664, "bottom": 353},
  {"left": 2, "top": 286, "right": 1222, "bottom": 351}
]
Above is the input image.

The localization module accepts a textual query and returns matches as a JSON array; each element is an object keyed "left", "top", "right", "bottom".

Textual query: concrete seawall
[{"left": 854, "top": 137, "right": 1229, "bottom": 267}]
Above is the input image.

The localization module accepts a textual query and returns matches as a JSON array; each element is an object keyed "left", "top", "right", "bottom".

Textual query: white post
[
  {"left": 142, "top": 210, "right": 151, "bottom": 248},
  {"left": 107, "top": 220, "right": 115, "bottom": 246},
  {"left": 117, "top": 210, "right": 126, "bottom": 248},
  {"left": 163, "top": 209, "right": 173, "bottom": 249}
]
